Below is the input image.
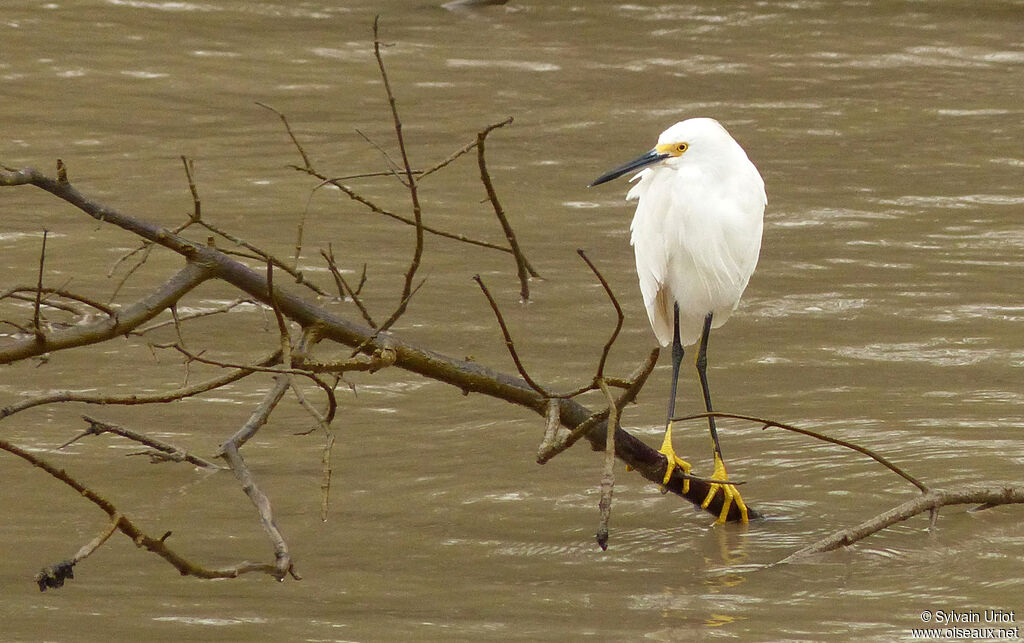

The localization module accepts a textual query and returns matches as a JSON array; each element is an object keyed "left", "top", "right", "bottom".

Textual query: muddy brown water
[{"left": 2, "top": 1, "right": 1022, "bottom": 640}]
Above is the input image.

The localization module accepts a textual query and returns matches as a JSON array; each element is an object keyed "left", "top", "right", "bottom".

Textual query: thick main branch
[{"left": 1, "top": 167, "right": 749, "bottom": 521}]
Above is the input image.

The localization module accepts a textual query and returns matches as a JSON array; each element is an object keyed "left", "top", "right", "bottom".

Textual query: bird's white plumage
[{"left": 626, "top": 118, "right": 766, "bottom": 347}]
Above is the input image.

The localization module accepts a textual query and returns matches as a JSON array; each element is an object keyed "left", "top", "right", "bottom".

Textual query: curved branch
[
  {"left": 778, "top": 485, "right": 1024, "bottom": 563},
  {"left": 674, "top": 411, "right": 928, "bottom": 493},
  {"left": 477, "top": 117, "right": 532, "bottom": 301},
  {"left": 576, "top": 249, "right": 623, "bottom": 381}
]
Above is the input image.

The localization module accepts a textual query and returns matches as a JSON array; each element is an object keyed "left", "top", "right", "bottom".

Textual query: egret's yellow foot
[
  {"left": 701, "top": 453, "right": 749, "bottom": 524},
  {"left": 658, "top": 422, "right": 692, "bottom": 493}
]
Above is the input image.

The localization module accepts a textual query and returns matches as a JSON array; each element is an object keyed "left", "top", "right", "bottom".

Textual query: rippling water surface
[{"left": 2, "top": 1, "right": 1022, "bottom": 640}]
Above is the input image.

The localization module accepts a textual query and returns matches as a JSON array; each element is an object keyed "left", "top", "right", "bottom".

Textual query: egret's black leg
[
  {"left": 657, "top": 304, "right": 692, "bottom": 489},
  {"left": 695, "top": 313, "right": 723, "bottom": 459},
  {"left": 696, "top": 312, "right": 749, "bottom": 523},
  {"left": 666, "top": 304, "right": 684, "bottom": 426}
]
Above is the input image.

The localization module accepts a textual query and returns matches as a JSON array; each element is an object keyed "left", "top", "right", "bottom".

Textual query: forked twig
[
  {"left": 536, "top": 348, "right": 660, "bottom": 464},
  {"left": 1, "top": 437, "right": 299, "bottom": 586},
  {"left": 321, "top": 246, "right": 376, "bottom": 328}
]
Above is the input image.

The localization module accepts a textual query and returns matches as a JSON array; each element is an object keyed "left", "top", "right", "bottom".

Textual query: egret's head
[{"left": 588, "top": 117, "right": 735, "bottom": 187}]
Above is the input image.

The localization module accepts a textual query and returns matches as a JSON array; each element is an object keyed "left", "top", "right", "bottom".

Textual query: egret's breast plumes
[{"left": 627, "top": 118, "right": 766, "bottom": 347}]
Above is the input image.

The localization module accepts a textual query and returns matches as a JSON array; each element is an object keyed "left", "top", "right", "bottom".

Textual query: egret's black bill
[{"left": 588, "top": 149, "right": 669, "bottom": 187}]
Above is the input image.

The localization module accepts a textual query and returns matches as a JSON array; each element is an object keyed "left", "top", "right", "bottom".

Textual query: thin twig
[
  {"left": 158, "top": 343, "right": 336, "bottom": 424},
  {"left": 181, "top": 156, "right": 201, "bottom": 221},
  {"left": 673, "top": 411, "right": 928, "bottom": 493},
  {"left": 473, "top": 274, "right": 549, "bottom": 396},
  {"left": 369, "top": 277, "right": 427, "bottom": 338},
  {"left": 132, "top": 297, "right": 256, "bottom": 335},
  {"left": 1, "top": 349, "right": 281, "bottom": 419},
  {"left": 374, "top": 15, "right": 425, "bottom": 325},
  {"left": 778, "top": 485, "right": 1024, "bottom": 564},
  {"left": 256, "top": 101, "right": 313, "bottom": 170},
  {"left": 2, "top": 287, "right": 116, "bottom": 317},
  {"left": 595, "top": 378, "right": 617, "bottom": 551},
  {"left": 321, "top": 246, "right": 376, "bottom": 328},
  {"left": 32, "top": 230, "right": 48, "bottom": 343},
  {"left": 63, "top": 416, "right": 225, "bottom": 470},
  {"left": 305, "top": 167, "right": 523, "bottom": 255},
  {"left": 577, "top": 249, "right": 623, "bottom": 380},
  {"left": 354, "top": 128, "right": 407, "bottom": 185},
  {"left": 476, "top": 117, "right": 532, "bottom": 301},
  {"left": 197, "top": 218, "right": 331, "bottom": 297}
]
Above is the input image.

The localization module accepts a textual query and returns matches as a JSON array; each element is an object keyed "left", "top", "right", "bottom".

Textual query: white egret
[{"left": 589, "top": 118, "right": 766, "bottom": 523}]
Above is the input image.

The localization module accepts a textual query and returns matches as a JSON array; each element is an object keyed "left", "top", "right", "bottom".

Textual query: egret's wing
[{"left": 628, "top": 170, "right": 674, "bottom": 347}]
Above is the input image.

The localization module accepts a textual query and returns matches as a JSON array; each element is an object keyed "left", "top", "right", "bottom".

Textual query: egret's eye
[{"left": 675, "top": 142, "right": 688, "bottom": 154}]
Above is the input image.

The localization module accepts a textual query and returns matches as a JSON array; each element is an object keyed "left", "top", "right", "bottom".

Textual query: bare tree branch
[
  {"left": 219, "top": 441, "right": 294, "bottom": 581},
  {"left": 674, "top": 411, "right": 928, "bottom": 493},
  {"left": 0, "top": 349, "right": 281, "bottom": 419},
  {"left": 476, "top": 117, "right": 533, "bottom": 301},
  {"left": 778, "top": 485, "right": 1024, "bottom": 564},
  {"left": 32, "top": 230, "right": 48, "bottom": 343},
  {"left": 2, "top": 286, "right": 116, "bottom": 318},
  {"left": 1, "top": 436, "right": 299, "bottom": 584},
  {"left": 0, "top": 261, "right": 212, "bottom": 365},
  {"left": 473, "top": 274, "right": 549, "bottom": 397},
  {"left": 1, "top": 166, "right": 752, "bottom": 521},
  {"left": 595, "top": 378, "right": 617, "bottom": 551},
  {"left": 61, "top": 416, "right": 225, "bottom": 470},
  {"left": 372, "top": 15, "right": 427, "bottom": 333}
]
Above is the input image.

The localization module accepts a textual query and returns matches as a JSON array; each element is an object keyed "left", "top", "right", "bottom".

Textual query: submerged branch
[{"left": 778, "top": 485, "right": 1024, "bottom": 564}]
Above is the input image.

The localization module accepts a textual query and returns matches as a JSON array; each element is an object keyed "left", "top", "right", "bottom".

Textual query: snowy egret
[{"left": 589, "top": 118, "right": 766, "bottom": 523}]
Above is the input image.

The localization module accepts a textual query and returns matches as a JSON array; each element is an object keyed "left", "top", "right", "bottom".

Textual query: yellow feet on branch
[
  {"left": 658, "top": 422, "right": 692, "bottom": 493},
  {"left": 701, "top": 452, "right": 749, "bottom": 524}
]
